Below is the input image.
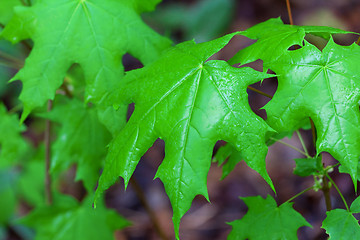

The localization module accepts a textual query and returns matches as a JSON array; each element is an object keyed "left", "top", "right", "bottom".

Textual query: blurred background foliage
[{"left": 1, "top": 0, "right": 360, "bottom": 239}]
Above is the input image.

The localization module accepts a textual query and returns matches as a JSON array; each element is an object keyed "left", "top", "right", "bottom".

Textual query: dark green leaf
[{"left": 293, "top": 156, "right": 322, "bottom": 177}]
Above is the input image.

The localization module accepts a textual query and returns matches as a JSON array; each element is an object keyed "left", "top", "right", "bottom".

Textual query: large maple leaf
[
  {"left": 95, "top": 33, "right": 274, "bottom": 238},
  {"left": 264, "top": 39, "right": 360, "bottom": 186},
  {"left": 228, "top": 17, "right": 353, "bottom": 66},
  {"left": 0, "top": 0, "right": 172, "bottom": 120}
]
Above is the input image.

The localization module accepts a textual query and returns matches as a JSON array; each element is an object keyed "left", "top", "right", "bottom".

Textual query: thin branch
[
  {"left": 45, "top": 100, "right": 53, "bottom": 205},
  {"left": 8, "top": 104, "right": 23, "bottom": 114},
  {"left": 296, "top": 130, "right": 309, "bottom": 158},
  {"left": 271, "top": 137, "right": 311, "bottom": 158},
  {"left": 0, "top": 60, "right": 21, "bottom": 69},
  {"left": 130, "top": 177, "right": 169, "bottom": 240},
  {"left": 325, "top": 172, "right": 349, "bottom": 211},
  {"left": 247, "top": 86, "right": 273, "bottom": 99},
  {"left": 286, "top": 0, "right": 294, "bottom": 25},
  {"left": 284, "top": 186, "right": 314, "bottom": 204},
  {"left": 0, "top": 50, "right": 23, "bottom": 66}
]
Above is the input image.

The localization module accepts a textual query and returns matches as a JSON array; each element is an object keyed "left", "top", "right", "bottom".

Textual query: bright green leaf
[
  {"left": 1, "top": 0, "right": 172, "bottom": 120},
  {"left": 228, "top": 17, "right": 353, "bottom": 66},
  {"left": 213, "top": 143, "right": 243, "bottom": 180},
  {"left": 228, "top": 195, "right": 311, "bottom": 240},
  {"left": 293, "top": 156, "right": 322, "bottom": 177},
  {"left": 322, "top": 209, "right": 360, "bottom": 239},
  {"left": 96, "top": 33, "right": 275, "bottom": 238},
  {"left": 264, "top": 39, "right": 360, "bottom": 186},
  {"left": 20, "top": 194, "right": 129, "bottom": 240}
]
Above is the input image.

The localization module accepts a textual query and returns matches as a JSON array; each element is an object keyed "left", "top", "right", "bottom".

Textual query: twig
[
  {"left": 286, "top": 0, "right": 294, "bottom": 25},
  {"left": 325, "top": 172, "right": 349, "bottom": 211},
  {"left": 130, "top": 177, "right": 169, "bottom": 240},
  {"left": 45, "top": 100, "right": 53, "bottom": 205},
  {"left": 322, "top": 173, "right": 332, "bottom": 211},
  {"left": 247, "top": 86, "right": 273, "bottom": 99}
]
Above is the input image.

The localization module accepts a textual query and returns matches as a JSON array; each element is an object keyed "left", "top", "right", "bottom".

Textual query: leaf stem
[
  {"left": 285, "top": 0, "right": 294, "bottom": 25},
  {"left": 130, "top": 177, "right": 169, "bottom": 240},
  {"left": 284, "top": 186, "right": 314, "bottom": 204},
  {"left": 325, "top": 172, "right": 349, "bottom": 211},
  {"left": 322, "top": 173, "right": 332, "bottom": 211},
  {"left": 247, "top": 86, "right": 273, "bottom": 99},
  {"left": 45, "top": 100, "right": 53, "bottom": 205},
  {"left": 0, "top": 60, "right": 21, "bottom": 69},
  {"left": 296, "top": 130, "right": 309, "bottom": 158},
  {"left": 271, "top": 137, "right": 311, "bottom": 158},
  {"left": 8, "top": 103, "right": 23, "bottom": 114}
]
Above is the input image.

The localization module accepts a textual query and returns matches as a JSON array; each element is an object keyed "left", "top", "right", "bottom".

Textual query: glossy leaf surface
[
  {"left": 96, "top": 33, "right": 274, "bottom": 238},
  {"left": 264, "top": 39, "right": 360, "bottom": 185},
  {"left": 228, "top": 17, "right": 352, "bottom": 66},
  {"left": 228, "top": 195, "right": 311, "bottom": 240},
  {"left": 1, "top": 0, "right": 171, "bottom": 120}
]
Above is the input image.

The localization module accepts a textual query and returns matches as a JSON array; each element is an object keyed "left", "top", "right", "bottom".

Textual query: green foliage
[
  {"left": 20, "top": 194, "right": 129, "bottom": 240},
  {"left": 322, "top": 196, "right": 360, "bottom": 239},
  {"left": 228, "top": 17, "right": 353, "bottom": 66},
  {"left": 264, "top": 39, "right": 360, "bottom": 185},
  {"left": 0, "top": 103, "right": 28, "bottom": 167},
  {"left": 228, "top": 195, "right": 311, "bottom": 240},
  {"left": 96, "top": 33, "right": 277, "bottom": 237},
  {"left": 1, "top": 1, "right": 360, "bottom": 239},
  {"left": 293, "top": 156, "right": 322, "bottom": 177},
  {"left": 1, "top": 0, "right": 171, "bottom": 120}
]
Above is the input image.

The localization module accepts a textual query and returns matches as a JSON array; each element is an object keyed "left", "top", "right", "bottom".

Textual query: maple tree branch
[
  {"left": 325, "top": 172, "right": 349, "bottom": 211},
  {"left": 130, "top": 177, "right": 169, "bottom": 240},
  {"left": 45, "top": 100, "right": 53, "bottom": 205},
  {"left": 286, "top": 0, "right": 294, "bottom": 25},
  {"left": 322, "top": 173, "right": 332, "bottom": 211},
  {"left": 0, "top": 50, "right": 23, "bottom": 67},
  {"left": 247, "top": 86, "right": 273, "bottom": 99}
]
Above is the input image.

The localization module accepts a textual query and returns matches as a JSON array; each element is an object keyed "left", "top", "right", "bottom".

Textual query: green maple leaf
[
  {"left": 1, "top": 0, "right": 172, "bottom": 120},
  {"left": 264, "top": 39, "right": 360, "bottom": 186},
  {"left": 228, "top": 195, "right": 311, "bottom": 240},
  {"left": 0, "top": 169, "right": 17, "bottom": 226},
  {"left": 20, "top": 194, "right": 129, "bottom": 240},
  {"left": 0, "top": 103, "right": 28, "bottom": 167},
  {"left": 42, "top": 97, "right": 123, "bottom": 192},
  {"left": 95, "top": 33, "right": 275, "bottom": 238},
  {"left": 322, "top": 196, "right": 360, "bottom": 239},
  {"left": 228, "top": 17, "right": 353, "bottom": 66}
]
